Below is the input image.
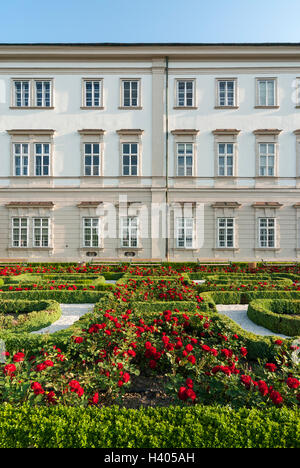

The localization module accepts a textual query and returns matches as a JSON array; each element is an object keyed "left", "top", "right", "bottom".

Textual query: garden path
[
  {"left": 31, "top": 304, "right": 95, "bottom": 335},
  {"left": 216, "top": 304, "right": 288, "bottom": 338}
]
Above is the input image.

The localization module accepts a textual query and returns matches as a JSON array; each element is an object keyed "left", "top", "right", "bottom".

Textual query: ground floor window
[
  {"left": 12, "top": 218, "right": 28, "bottom": 247},
  {"left": 83, "top": 218, "right": 100, "bottom": 247},
  {"left": 33, "top": 218, "right": 51, "bottom": 247},
  {"left": 121, "top": 216, "right": 138, "bottom": 248},
  {"left": 176, "top": 217, "right": 194, "bottom": 248},
  {"left": 259, "top": 218, "right": 276, "bottom": 248},
  {"left": 217, "top": 218, "right": 235, "bottom": 248}
]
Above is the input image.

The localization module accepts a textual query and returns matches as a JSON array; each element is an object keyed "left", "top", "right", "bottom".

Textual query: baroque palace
[{"left": 0, "top": 43, "right": 300, "bottom": 261}]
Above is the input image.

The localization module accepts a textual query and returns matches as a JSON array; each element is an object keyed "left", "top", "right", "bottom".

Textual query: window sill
[
  {"left": 79, "top": 247, "right": 104, "bottom": 251},
  {"left": 214, "top": 106, "right": 239, "bottom": 110},
  {"left": 80, "top": 106, "right": 104, "bottom": 110},
  {"left": 254, "top": 248, "right": 281, "bottom": 252},
  {"left": 174, "top": 248, "right": 199, "bottom": 252},
  {"left": 9, "top": 106, "right": 54, "bottom": 110},
  {"left": 254, "top": 106, "right": 280, "bottom": 109},
  {"left": 213, "top": 248, "right": 240, "bottom": 252},
  {"left": 118, "top": 106, "right": 143, "bottom": 110},
  {"left": 173, "top": 106, "right": 198, "bottom": 110},
  {"left": 8, "top": 247, "right": 53, "bottom": 251},
  {"left": 117, "top": 247, "right": 143, "bottom": 251}
]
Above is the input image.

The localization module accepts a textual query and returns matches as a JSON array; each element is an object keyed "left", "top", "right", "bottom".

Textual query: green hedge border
[{"left": 248, "top": 299, "right": 300, "bottom": 337}]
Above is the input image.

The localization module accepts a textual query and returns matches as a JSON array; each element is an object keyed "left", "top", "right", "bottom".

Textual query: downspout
[{"left": 165, "top": 56, "right": 169, "bottom": 262}]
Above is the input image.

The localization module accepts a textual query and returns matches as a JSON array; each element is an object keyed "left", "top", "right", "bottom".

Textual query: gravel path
[
  {"left": 216, "top": 304, "right": 288, "bottom": 338},
  {"left": 31, "top": 304, "right": 95, "bottom": 335}
]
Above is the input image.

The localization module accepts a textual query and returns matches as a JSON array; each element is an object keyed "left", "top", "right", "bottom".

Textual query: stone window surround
[
  {"left": 77, "top": 201, "right": 104, "bottom": 250},
  {"left": 215, "top": 78, "right": 239, "bottom": 109},
  {"left": 6, "top": 201, "right": 54, "bottom": 251},
  {"left": 170, "top": 201, "right": 202, "bottom": 252},
  {"left": 117, "top": 129, "right": 144, "bottom": 178},
  {"left": 81, "top": 78, "right": 104, "bottom": 109},
  {"left": 253, "top": 129, "right": 282, "bottom": 178},
  {"left": 173, "top": 78, "right": 197, "bottom": 109},
  {"left": 10, "top": 78, "right": 54, "bottom": 109},
  {"left": 211, "top": 202, "right": 241, "bottom": 251},
  {"left": 213, "top": 129, "right": 241, "bottom": 178},
  {"left": 116, "top": 201, "right": 144, "bottom": 251},
  {"left": 171, "top": 129, "right": 199, "bottom": 178},
  {"left": 78, "top": 129, "right": 105, "bottom": 177},
  {"left": 252, "top": 202, "right": 282, "bottom": 251},
  {"left": 255, "top": 77, "right": 279, "bottom": 109},
  {"left": 7, "top": 129, "right": 55, "bottom": 178},
  {"left": 119, "top": 78, "right": 142, "bottom": 109}
]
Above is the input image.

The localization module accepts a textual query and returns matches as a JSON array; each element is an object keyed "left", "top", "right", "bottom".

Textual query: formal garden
[{"left": 0, "top": 261, "right": 299, "bottom": 448}]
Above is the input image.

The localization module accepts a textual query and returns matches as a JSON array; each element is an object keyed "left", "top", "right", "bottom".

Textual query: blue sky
[{"left": 1, "top": 0, "right": 300, "bottom": 44}]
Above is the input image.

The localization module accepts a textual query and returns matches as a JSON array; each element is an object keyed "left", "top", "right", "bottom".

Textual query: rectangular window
[
  {"left": 218, "top": 218, "right": 235, "bottom": 248},
  {"left": 83, "top": 218, "right": 100, "bottom": 247},
  {"left": 84, "top": 80, "right": 102, "bottom": 107},
  {"left": 12, "top": 218, "right": 28, "bottom": 247},
  {"left": 34, "top": 143, "right": 50, "bottom": 176},
  {"left": 176, "top": 217, "right": 194, "bottom": 249},
  {"left": 33, "top": 218, "right": 50, "bottom": 247},
  {"left": 14, "top": 81, "right": 30, "bottom": 107},
  {"left": 218, "top": 80, "right": 236, "bottom": 107},
  {"left": 177, "top": 143, "right": 193, "bottom": 176},
  {"left": 259, "top": 143, "right": 275, "bottom": 176},
  {"left": 122, "top": 143, "right": 138, "bottom": 176},
  {"left": 14, "top": 143, "right": 29, "bottom": 176},
  {"left": 35, "top": 81, "right": 51, "bottom": 107},
  {"left": 259, "top": 218, "right": 275, "bottom": 248},
  {"left": 257, "top": 79, "right": 276, "bottom": 106},
  {"left": 218, "top": 143, "right": 234, "bottom": 176},
  {"left": 84, "top": 143, "right": 100, "bottom": 176},
  {"left": 176, "top": 80, "right": 194, "bottom": 107},
  {"left": 122, "top": 80, "right": 139, "bottom": 107},
  {"left": 121, "top": 216, "right": 138, "bottom": 248}
]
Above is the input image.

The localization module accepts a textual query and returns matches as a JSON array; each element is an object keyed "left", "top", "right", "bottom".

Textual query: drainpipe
[{"left": 165, "top": 56, "right": 170, "bottom": 262}]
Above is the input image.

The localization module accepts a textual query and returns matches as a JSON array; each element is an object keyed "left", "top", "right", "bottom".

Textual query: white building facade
[{"left": 0, "top": 43, "right": 300, "bottom": 262}]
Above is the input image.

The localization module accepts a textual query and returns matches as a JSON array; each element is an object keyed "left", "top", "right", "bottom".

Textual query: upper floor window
[
  {"left": 12, "top": 79, "right": 53, "bottom": 108},
  {"left": 177, "top": 143, "right": 193, "bottom": 176},
  {"left": 257, "top": 79, "right": 277, "bottom": 107},
  {"left": 259, "top": 143, "right": 275, "bottom": 177},
  {"left": 259, "top": 218, "right": 276, "bottom": 248},
  {"left": 33, "top": 218, "right": 51, "bottom": 247},
  {"left": 176, "top": 80, "right": 195, "bottom": 107},
  {"left": 84, "top": 143, "right": 100, "bottom": 176},
  {"left": 218, "top": 143, "right": 234, "bottom": 176},
  {"left": 122, "top": 142, "right": 138, "bottom": 176},
  {"left": 34, "top": 143, "right": 50, "bottom": 176},
  {"left": 217, "top": 79, "right": 237, "bottom": 107},
  {"left": 176, "top": 217, "right": 194, "bottom": 249},
  {"left": 121, "top": 80, "right": 140, "bottom": 108},
  {"left": 83, "top": 80, "right": 103, "bottom": 108}
]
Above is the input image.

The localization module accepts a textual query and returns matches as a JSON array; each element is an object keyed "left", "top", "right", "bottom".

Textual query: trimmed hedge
[
  {"left": 248, "top": 299, "right": 300, "bottom": 337},
  {"left": 0, "top": 290, "right": 112, "bottom": 304},
  {"left": 0, "top": 404, "right": 298, "bottom": 448}
]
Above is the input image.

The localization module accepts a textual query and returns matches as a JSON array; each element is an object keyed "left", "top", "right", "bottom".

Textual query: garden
[{"left": 0, "top": 262, "right": 299, "bottom": 448}]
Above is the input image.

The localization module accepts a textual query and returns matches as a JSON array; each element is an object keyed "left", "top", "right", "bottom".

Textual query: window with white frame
[
  {"left": 122, "top": 143, "right": 138, "bottom": 176},
  {"left": 14, "top": 81, "right": 30, "bottom": 107},
  {"left": 35, "top": 81, "right": 52, "bottom": 107},
  {"left": 33, "top": 218, "right": 50, "bottom": 247},
  {"left": 14, "top": 143, "right": 29, "bottom": 176},
  {"left": 217, "top": 80, "right": 236, "bottom": 107},
  {"left": 218, "top": 143, "right": 234, "bottom": 176},
  {"left": 217, "top": 218, "right": 235, "bottom": 248},
  {"left": 259, "top": 218, "right": 276, "bottom": 248},
  {"left": 176, "top": 217, "right": 194, "bottom": 249},
  {"left": 83, "top": 80, "right": 102, "bottom": 107},
  {"left": 34, "top": 143, "right": 50, "bottom": 176},
  {"left": 177, "top": 143, "right": 193, "bottom": 176},
  {"left": 176, "top": 80, "right": 194, "bottom": 107},
  {"left": 121, "top": 216, "right": 138, "bottom": 248},
  {"left": 84, "top": 143, "right": 100, "bottom": 176},
  {"left": 12, "top": 218, "right": 28, "bottom": 247},
  {"left": 83, "top": 218, "right": 100, "bottom": 247},
  {"left": 257, "top": 79, "right": 276, "bottom": 107},
  {"left": 122, "top": 80, "right": 139, "bottom": 107},
  {"left": 259, "top": 143, "right": 275, "bottom": 176}
]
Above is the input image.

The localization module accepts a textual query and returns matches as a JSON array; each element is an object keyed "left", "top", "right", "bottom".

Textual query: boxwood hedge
[{"left": 248, "top": 299, "right": 300, "bottom": 337}]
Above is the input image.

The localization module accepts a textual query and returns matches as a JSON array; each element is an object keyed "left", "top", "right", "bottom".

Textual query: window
[
  {"left": 217, "top": 218, "right": 235, "bottom": 248},
  {"left": 259, "top": 143, "right": 275, "bottom": 176},
  {"left": 83, "top": 80, "right": 102, "bottom": 107},
  {"left": 257, "top": 79, "right": 276, "bottom": 107},
  {"left": 34, "top": 143, "right": 50, "bottom": 176},
  {"left": 35, "top": 81, "right": 51, "bottom": 107},
  {"left": 83, "top": 218, "right": 100, "bottom": 247},
  {"left": 121, "top": 80, "right": 139, "bottom": 107},
  {"left": 122, "top": 143, "right": 138, "bottom": 176},
  {"left": 14, "top": 81, "right": 30, "bottom": 107},
  {"left": 259, "top": 218, "right": 275, "bottom": 248},
  {"left": 13, "top": 79, "right": 52, "bottom": 108},
  {"left": 217, "top": 80, "right": 236, "bottom": 107},
  {"left": 176, "top": 217, "right": 194, "bottom": 249},
  {"left": 121, "top": 216, "right": 138, "bottom": 248},
  {"left": 33, "top": 218, "right": 50, "bottom": 247},
  {"left": 218, "top": 143, "right": 234, "bottom": 176},
  {"left": 12, "top": 218, "right": 28, "bottom": 247},
  {"left": 14, "top": 143, "right": 29, "bottom": 176},
  {"left": 176, "top": 80, "right": 194, "bottom": 107},
  {"left": 177, "top": 143, "right": 193, "bottom": 176},
  {"left": 84, "top": 143, "right": 100, "bottom": 176}
]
